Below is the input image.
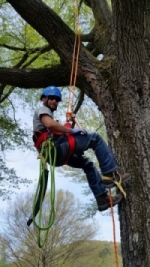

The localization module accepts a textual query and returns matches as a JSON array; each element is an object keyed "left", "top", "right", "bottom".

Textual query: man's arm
[{"left": 41, "top": 115, "right": 70, "bottom": 133}]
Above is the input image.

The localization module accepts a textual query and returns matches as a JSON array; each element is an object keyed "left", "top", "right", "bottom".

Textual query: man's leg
[
  {"left": 74, "top": 133, "right": 116, "bottom": 172},
  {"left": 67, "top": 154, "right": 123, "bottom": 211},
  {"left": 74, "top": 133, "right": 130, "bottom": 188},
  {"left": 53, "top": 135, "right": 70, "bottom": 166},
  {"left": 68, "top": 154, "right": 107, "bottom": 197}
]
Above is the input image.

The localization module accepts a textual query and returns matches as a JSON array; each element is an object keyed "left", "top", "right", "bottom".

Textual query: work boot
[
  {"left": 103, "top": 171, "right": 131, "bottom": 189},
  {"left": 96, "top": 193, "right": 123, "bottom": 212}
]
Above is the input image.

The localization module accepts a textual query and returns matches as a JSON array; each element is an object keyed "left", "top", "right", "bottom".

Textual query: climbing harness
[
  {"left": 64, "top": 121, "right": 76, "bottom": 164},
  {"left": 27, "top": 139, "right": 56, "bottom": 248}
]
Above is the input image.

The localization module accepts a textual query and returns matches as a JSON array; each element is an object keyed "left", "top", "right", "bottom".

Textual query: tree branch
[
  {"left": 85, "top": 0, "right": 112, "bottom": 26},
  {"left": 74, "top": 90, "right": 84, "bottom": 114},
  {"left": 0, "top": 45, "right": 53, "bottom": 100},
  {"left": 80, "top": 0, "right": 113, "bottom": 56},
  {"left": 0, "top": 64, "right": 71, "bottom": 88},
  {"left": 0, "top": 44, "right": 26, "bottom": 51},
  {"left": 80, "top": 32, "right": 94, "bottom": 43},
  {"left": 0, "top": 43, "right": 52, "bottom": 54}
]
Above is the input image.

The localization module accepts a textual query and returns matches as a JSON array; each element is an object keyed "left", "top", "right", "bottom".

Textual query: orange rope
[
  {"left": 109, "top": 189, "right": 120, "bottom": 267},
  {"left": 67, "top": 0, "right": 80, "bottom": 114},
  {"left": 69, "top": 34, "right": 80, "bottom": 87}
]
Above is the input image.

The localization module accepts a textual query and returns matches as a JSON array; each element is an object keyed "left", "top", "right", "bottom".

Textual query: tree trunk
[{"left": 104, "top": 1, "right": 150, "bottom": 266}]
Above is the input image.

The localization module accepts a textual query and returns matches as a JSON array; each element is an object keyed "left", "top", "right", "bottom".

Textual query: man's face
[{"left": 42, "top": 96, "right": 60, "bottom": 111}]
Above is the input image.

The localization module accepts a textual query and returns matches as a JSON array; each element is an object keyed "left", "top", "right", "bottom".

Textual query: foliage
[
  {"left": 0, "top": 156, "right": 31, "bottom": 200},
  {"left": 0, "top": 189, "right": 99, "bottom": 267},
  {"left": 0, "top": 94, "right": 32, "bottom": 197},
  {"left": 0, "top": 259, "right": 9, "bottom": 267},
  {"left": 0, "top": 240, "right": 122, "bottom": 267}
]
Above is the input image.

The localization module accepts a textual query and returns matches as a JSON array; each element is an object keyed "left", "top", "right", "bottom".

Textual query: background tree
[
  {"left": 0, "top": 0, "right": 150, "bottom": 266},
  {"left": 0, "top": 190, "right": 98, "bottom": 267},
  {"left": 0, "top": 235, "right": 9, "bottom": 267}
]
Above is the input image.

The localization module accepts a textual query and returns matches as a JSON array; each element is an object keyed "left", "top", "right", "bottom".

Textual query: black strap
[{"left": 33, "top": 128, "right": 48, "bottom": 144}]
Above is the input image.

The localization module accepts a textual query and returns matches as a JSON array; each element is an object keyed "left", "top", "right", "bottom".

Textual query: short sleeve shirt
[{"left": 33, "top": 105, "right": 53, "bottom": 133}]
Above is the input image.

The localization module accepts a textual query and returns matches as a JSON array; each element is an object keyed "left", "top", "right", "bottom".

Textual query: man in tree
[{"left": 33, "top": 85, "right": 130, "bottom": 212}]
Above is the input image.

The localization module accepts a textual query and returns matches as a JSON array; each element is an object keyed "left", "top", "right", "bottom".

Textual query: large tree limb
[
  {"left": 0, "top": 64, "right": 70, "bottom": 88},
  {"left": 0, "top": 55, "right": 115, "bottom": 88}
]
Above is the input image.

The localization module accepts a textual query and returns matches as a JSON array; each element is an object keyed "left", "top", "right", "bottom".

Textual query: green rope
[{"left": 32, "top": 139, "right": 56, "bottom": 248}]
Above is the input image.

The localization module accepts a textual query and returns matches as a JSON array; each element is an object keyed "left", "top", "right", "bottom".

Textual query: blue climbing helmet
[{"left": 40, "top": 86, "right": 62, "bottom": 101}]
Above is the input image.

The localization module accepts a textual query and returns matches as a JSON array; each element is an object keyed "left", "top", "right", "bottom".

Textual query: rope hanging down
[
  {"left": 67, "top": 0, "right": 81, "bottom": 125},
  {"left": 27, "top": 139, "right": 56, "bottom": 248},
  {"left": 109, "top": 189, "right": 120, "bottom": 267}
]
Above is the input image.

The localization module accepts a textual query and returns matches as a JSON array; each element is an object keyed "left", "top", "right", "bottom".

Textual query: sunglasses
[{"left": 48, "top": 96, "right": 60, "bottom": 102}]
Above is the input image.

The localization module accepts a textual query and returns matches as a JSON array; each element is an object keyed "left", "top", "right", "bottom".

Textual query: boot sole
[{"left": 103, "top": 174, "right": 131, "bottom": 189}]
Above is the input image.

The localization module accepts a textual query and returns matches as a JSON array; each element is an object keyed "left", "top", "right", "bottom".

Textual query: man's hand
[{"left": 70, "top": 128, "right": 87, "bottom": 135}]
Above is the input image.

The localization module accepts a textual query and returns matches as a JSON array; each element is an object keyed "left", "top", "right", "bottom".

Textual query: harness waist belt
[
  {"left": 33, "top": 122, "right": 76, "bottom": 163},
  {"left": 34, "top": 132, "right": 49, "bottom": 150}
]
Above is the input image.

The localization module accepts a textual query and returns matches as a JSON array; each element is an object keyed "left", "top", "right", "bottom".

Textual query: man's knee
[{"left": 84, "top": 159, "right": 94, "bottom": 172}]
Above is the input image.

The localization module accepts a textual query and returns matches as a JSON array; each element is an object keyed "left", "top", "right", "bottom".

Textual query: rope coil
[{"left": 32, "top": 139, "right": 56, "bottom": 248}]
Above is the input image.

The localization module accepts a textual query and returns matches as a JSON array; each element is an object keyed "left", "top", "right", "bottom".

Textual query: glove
[{"left": 69, "top": 128, "right": 87, "bottom": 135}]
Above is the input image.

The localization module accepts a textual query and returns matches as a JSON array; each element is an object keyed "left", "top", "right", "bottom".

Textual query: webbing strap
[
  {"left": 65, "top": 133, "right": 76, "bottom": 163},
  {"left": 103, "top": 176, "right": 126, "bottom": 198},
  {"left": 64, "top": 122, "right": 76, "bottom": 164}
]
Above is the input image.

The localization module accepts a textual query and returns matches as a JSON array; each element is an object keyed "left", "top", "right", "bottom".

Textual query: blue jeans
[{"left": 53, "top": 133, "right": 117, "bottom": 198}]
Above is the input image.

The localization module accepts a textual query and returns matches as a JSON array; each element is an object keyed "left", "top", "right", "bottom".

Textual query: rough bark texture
[
  {"left": 107, "top": 1, "right": 150, "bottom": 266},
  {"left": 1, "top": 0, "right": 150, "bottom": 266},
  {"left": 110, "top": 1, "right": 150, "bottom": 266}
]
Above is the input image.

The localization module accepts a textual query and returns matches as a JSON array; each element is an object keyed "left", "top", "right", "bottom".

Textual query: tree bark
[{"left": 109, "top": 0, "right": 150, "bottom": 266}]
